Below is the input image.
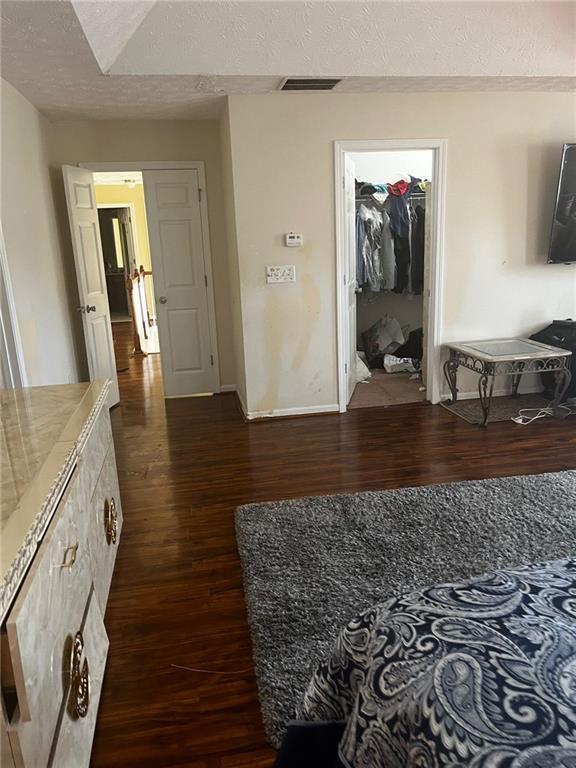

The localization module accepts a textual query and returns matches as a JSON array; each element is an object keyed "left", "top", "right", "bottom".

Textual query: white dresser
[{"left": 0, "top": 380, "right": 122, "bottom": 768}]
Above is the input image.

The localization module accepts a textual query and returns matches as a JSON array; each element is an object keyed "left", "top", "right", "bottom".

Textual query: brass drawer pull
[
  {"left": 68, "top": 632, "right": 90, "bottom": 719},
  {"left": 104, "top": 497, "right": 118, "bottom": 545},
  {"left": 56, "top": 543, "right": 78, "bottom": 569}
]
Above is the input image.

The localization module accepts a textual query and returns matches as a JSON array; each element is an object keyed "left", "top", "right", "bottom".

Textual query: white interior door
[
  {"left": 143, "top": 169, "right": 218, "bottom": 398},
  {"left": 62, "top": 166, "right": 119, "bottom": 406},
  {"left": 344, "top": 154, "right": 357, "bottom": 404}
]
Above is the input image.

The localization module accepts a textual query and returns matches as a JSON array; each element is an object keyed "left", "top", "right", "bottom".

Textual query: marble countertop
[{"left": 1, "top": 381, "right": 108, "bottom": 621}]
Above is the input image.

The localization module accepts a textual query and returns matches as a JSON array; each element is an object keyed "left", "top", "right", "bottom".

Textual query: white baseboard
[
  {"left": 219, "top": 384, "right": 237, "bottom": 393},
  {"left": 246, "top": 403, "right": 340, "bottom": 420}
]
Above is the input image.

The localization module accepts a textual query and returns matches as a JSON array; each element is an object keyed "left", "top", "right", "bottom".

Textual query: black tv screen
[{"left": 549, "top": 143, "right": 576, "bottom": 264}]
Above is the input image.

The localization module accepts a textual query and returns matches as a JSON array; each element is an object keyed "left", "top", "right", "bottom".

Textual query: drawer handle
[
  {"left": 56, "top": 543, "right": 78, "bottom": 569},
  {"left": 69, "top": 632, "right": 90, "bottom": 719},
  {"left": 104, "top": 497, "right": 118, "bottom": 545}
]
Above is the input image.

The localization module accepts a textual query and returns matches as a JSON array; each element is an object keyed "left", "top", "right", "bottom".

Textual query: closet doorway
[{"left": 335, "top": 140, "right": 447, "bottom": 412}]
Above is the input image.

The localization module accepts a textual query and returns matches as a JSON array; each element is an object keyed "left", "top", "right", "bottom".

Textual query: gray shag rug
[{"left": 235, "top": 471, "right": 576, "bottom": 747}]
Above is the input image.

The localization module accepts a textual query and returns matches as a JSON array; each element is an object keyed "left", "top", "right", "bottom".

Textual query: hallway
[{"left": 91, "top": 337, "right": 576, "bottom": 767}]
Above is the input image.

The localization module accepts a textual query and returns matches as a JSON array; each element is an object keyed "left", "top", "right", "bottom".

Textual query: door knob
[
  {"left": 76, "top": 306, "right": 86, "bottom": 314},
  {"left": 86, "top": 305, "right": 96, "bottom": 313},
  {"left": 158, "top": 296, "right": 167, "bottom": 304}
]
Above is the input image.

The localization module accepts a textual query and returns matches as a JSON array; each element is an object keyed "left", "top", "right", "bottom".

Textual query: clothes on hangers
[
  {"left": 387, "top": 177, "right": 421, "bottom": 239},
  {"left": 356, "top": 177, "right": 428, "bottom": 295},
  {"left": 410, "top": 203, "right": 425, "bottom": 295},
  {"left": 356, "top": 203, "right": 395, "bottom": 291}
]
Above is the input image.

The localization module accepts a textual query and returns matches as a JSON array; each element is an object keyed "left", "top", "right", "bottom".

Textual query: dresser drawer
[
  {"left": 50, "top": 590, "right": 109, "bottom": 768},
  {"left": 76, "top": 404, "right": 113, "bottom": 501},
  {"left": 89, "top": 441, "right": 123, "bottom": 615},
  {"left": 6, "top": 468, "right": 92, "bottom": 768}
]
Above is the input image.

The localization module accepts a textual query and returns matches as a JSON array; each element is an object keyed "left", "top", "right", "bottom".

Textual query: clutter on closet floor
[{"left": 351, "top": 175, "right": 429, "bottom": 409}]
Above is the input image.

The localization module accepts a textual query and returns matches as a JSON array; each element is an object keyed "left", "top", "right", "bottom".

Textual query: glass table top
[
  {"left": 468, "top": 340, "right": 547, "bottom": 356},
  {"left": 446, "top": 338, "right": 571, "bottom": 361}
]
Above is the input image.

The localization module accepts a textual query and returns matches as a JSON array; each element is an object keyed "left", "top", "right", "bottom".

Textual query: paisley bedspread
[{"left": 297, "top": 558, "right": 576, "bottom": 767}]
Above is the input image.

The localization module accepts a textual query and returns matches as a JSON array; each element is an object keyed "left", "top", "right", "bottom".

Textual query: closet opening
[{"left": 335, "top": 140, "right": 447, "bottom": 412}]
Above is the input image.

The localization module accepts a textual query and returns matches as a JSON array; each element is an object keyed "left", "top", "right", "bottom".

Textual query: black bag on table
[{"left": 530, "top": 320, "right": 576, "bottom": 399}]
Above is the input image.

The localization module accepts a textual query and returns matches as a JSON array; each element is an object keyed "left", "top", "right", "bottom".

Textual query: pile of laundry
[{"left": 359, "top": 315, "right": 423, "bottom": 375}]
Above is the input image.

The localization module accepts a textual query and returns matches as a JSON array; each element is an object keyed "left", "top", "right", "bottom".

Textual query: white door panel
[
  {"left": 62, "top": 166, "right": 119, "bottom": 407},
  {"left": 143, "top": 169, "right": 218, "bottom": 397},
  {"left": 344, "top": 155, "right": 357, "bottom": 405}
]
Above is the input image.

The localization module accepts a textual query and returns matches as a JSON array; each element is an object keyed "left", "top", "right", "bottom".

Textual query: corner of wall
[
  {"left": 219, "top": 98, "right": 248, "bottom": 408},
  {"left": 1, "top": 78, "right": 84, "bottom": 385}
]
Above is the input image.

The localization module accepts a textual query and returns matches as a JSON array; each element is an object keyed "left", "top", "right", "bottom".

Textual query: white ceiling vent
[{"left": 280, "top": 78, "right": 342, "bottom": 91}]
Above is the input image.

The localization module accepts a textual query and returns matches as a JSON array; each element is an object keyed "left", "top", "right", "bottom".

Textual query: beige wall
[
  {"left": 47, "top": 119, "right": 236, "bottom": 387},
  {"left": 1, "top": 79, "right": 80, "bottom": 385},
  {"left": 225, "top": 92, "right": 576, "bottom": 415}
]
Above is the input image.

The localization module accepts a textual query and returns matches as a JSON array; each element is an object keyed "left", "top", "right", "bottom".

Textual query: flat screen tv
[{"left": 549, "top": 143, "right": 576, "bottom": 264}]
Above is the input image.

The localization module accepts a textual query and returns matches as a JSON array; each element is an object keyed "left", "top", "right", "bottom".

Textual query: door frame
[
  {"left": 79, "top": 161, "right": 221, "bottom": 394},
  {"left": 0, "top": 222, "right": 27, "bottom": 387},
  {"left": 96, "top": 202, "right": 140, "bottom": 270},
  {"left": 334, "top": 139, "right": 448, "bottom": 411}
]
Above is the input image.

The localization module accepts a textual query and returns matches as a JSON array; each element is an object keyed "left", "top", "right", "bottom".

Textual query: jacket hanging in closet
[{"left": 356, "top": 204, "right": 395, "bottom": 292}]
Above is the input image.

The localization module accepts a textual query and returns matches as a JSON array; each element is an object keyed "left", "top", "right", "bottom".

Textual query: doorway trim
[
  {"left": 96, "top": 202, "right": 140, "bottom": 270},
  {"left": 79, "top": 161, "right": 221, "bottom": 394},
  {"left": 334, "top": 139, "right": 448, "bottom": 412},
  {"left": 0, "top": 222, "right": 27, "bottom": 387}
]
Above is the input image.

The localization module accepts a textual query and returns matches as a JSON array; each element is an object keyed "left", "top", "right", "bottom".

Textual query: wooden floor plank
[{"left": 91, "top": 322, "right": 576, "bottom": 767}]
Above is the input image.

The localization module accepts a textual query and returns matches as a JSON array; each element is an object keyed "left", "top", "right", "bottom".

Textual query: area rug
[
  {"left": 235, "top": 471, "right": 576, "bottom": 747},
  {"left": 441, "top": 393, "right": 552, "bottom": 424}
]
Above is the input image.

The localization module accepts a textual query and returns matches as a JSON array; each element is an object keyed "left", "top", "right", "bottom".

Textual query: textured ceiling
[
  {"left": 112, "top": 1, "right": 576, "bottom": 78},
  {"left": 1, "top": 0, "right": 574, "bottom": 122},
  {"left": 71, "top": 1, "right": 155, "bottom": 73}
]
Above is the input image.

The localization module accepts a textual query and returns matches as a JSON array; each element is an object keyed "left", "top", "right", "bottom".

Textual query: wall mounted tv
[{"left": 549, "top": 143, "right": 576, "bottom": 264}]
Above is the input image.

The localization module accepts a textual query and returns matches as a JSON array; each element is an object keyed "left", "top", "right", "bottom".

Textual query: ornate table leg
[
  {"left": 443, "top": 351, "right": 459, "bottom": 404},
  {"left": 511, "top": 362, "right": 525, "bottom": 398},
  {"left": 552, "top": 363, "right": 572, "bottom": 417},
  {"left": 478, "top": 364, "right": 495, "bottom": 427}
]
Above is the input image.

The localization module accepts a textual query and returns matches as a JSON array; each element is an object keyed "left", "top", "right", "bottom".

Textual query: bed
[{"left": 275, "top": 558, "right": 576, "bottom": 767}]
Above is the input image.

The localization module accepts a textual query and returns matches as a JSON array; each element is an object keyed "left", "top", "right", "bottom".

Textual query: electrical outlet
[{"left": 266, "top": 265, "right": 296, "bottom": 283}]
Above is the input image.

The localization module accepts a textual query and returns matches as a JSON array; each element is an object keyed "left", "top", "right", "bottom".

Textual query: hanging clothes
[
  {"left": 379, "top": 210, "right": 395, "bottom": 291},
  {"left": 392, "top": 234, "right": 411, "bottom": 293},
  {"left": 387, "top": 177, "right": 420, "bottom": 238},
  {"left": 410, "top": 203, "right": 426, "bottom": 295},
  {"left": 356, "top": 204, "right": 395, "bottom": 292},
  {"left": 356, "top": 177, "right": 429, "bottom": 295}
]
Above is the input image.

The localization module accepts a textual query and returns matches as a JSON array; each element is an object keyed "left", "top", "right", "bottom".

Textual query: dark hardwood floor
[{"left": 91, "top": 322, "right": 576, "bottom": 767}]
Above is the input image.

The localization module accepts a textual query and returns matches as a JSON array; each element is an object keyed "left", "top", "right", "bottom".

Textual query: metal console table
[{"left": 443, "top": 338, "right": 572, "bottom": 427}]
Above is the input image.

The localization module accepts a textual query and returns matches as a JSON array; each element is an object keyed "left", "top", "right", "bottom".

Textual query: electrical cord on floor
[
  {"left": 170, "top": 663, "right": 253, "bottom": 675},
  {"left": 512, "top": 401, "right": 576, "bottom": 425}
]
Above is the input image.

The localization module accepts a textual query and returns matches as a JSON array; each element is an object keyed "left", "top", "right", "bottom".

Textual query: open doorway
[
  {"left": 335, "top": 140, "right": 446, "bottom": 412},
  {"left": 93, "top": 171, "right": 161, "bottom": 380},
  {"left": 63, "top": 163, "right": 221, "bottom": 405}
]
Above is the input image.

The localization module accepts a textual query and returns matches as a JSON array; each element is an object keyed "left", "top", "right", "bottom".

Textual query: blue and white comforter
[{"left": 299, "top": 559, "right": 576, "bottom": 767}]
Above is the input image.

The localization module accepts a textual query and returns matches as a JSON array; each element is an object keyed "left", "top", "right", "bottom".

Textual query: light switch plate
[{"left": 266, "top": 265, "right": 296, "bottom": 283}]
